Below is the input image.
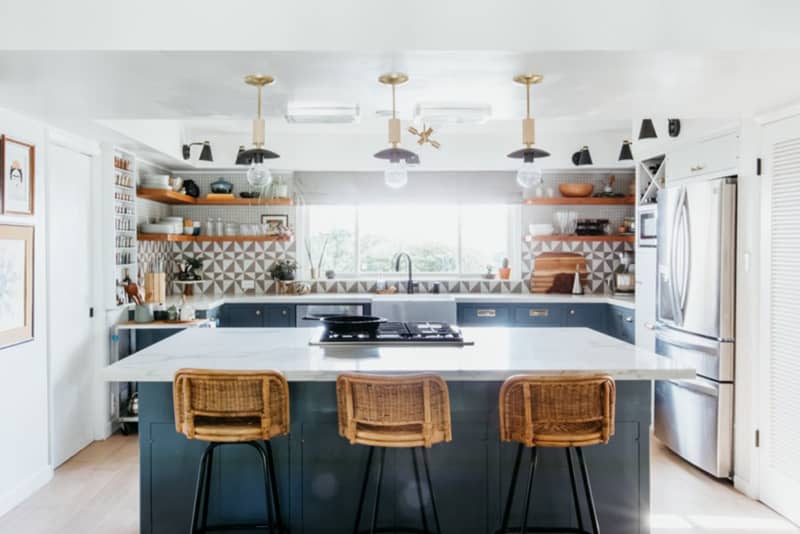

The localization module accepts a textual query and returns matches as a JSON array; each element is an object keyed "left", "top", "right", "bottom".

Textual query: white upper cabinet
[{"left": 667, "top": 132, "right": 740, "bottom": 183}]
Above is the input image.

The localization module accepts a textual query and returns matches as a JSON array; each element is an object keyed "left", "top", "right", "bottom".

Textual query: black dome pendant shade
[
  {"left": 507, "top": 147, "right": 550, "bottom": 161},
  {"left": 618, "top": 140, "right": 634, "bottom": 161},
  {"left": 237, "top": 147, "right": 280, "bottom": 165},
  {"left": 374, "top": 147, "right": 419, "bottom": 165},
  {"left": 638, "top": 119, "right": 657, "bottom": 140}
]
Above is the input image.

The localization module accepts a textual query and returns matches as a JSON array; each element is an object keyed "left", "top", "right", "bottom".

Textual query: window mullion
[
  {"left": 354, "top": 205, "right": 360, "bottom": 277},
  {"left": 457, "top": 204, "right": 463, "bottom": 277}
]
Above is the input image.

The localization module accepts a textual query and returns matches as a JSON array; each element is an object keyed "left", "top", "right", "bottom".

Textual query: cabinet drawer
[
  {"left": 669, "top": 132, "right": 738, "bottom": 181},
  {"left": 458, "top": 304, "right": 511, "bottom": 326},
  {"left": 513, "top": 304, "right": 565, "bottom": 326},
  {"left": 608, "top": 305, "right": 636, "bottom": 344}
]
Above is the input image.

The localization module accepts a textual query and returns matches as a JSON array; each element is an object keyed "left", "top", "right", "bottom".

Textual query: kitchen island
[{"left": 103, "top": 327, "right": 692, "bottom": 534}]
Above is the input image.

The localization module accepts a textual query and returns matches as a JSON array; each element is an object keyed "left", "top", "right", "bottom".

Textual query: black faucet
[{"left": 393, "top": 252, "right": 415, "bottom": 294}]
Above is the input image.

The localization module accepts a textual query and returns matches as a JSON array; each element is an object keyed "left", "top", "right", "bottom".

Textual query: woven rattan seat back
[
  {"left": 174, "top": 369, "right": 290, "bottom": 443},
  {"left": 499, "top": 374, "right": 616, "bottom": 448},
  {"left": 336, "top": 373, "right": 452, "bottom": 448}
]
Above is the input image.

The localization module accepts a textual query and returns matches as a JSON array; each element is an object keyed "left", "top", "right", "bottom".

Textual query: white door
[
  {"left": 759, "top": 115, "right": 800, "bottom": 525},
  {"left": 47, "top": 143, "right": 94, "bottom": 466}
]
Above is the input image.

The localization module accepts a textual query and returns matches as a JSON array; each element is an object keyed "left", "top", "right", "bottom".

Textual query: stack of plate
[{"left": 139, "top": 175, "right": 171, "bottom": 190}]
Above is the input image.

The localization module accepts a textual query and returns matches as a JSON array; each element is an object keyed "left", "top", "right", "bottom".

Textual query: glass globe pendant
[
  {"left": 247, "top": 160, "right": 272, "bottom": 188},
  {"left": 384, "top": 160, "right": 408, "bottom": 189},
  {"left": 516, "top": 159, "right": 542, "bottom": 188}
]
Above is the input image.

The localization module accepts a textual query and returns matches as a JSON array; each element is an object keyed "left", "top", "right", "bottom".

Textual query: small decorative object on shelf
[
  {"left": 482, "top": 265, "right": 496, "bottom": 280},
  {"left": 499, "top": 258, "right": 511, "bottom": 280},
  {"left": 268, "top": 258, "right": 297, "bottom": 281},
  {"left": 177, "top": 256, "right": 203, "bottom": 282}
]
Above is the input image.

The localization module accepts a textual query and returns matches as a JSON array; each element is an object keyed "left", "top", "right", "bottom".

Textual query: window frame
[{"left": 302, "top": 204, "right": 521, "bottom": 280}]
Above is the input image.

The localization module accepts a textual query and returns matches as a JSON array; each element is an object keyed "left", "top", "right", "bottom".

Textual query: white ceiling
[{"left": 2, "top": 50, "right": 800, "bottom": 126}]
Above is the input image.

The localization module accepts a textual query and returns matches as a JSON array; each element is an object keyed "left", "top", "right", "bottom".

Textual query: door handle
[
  {"left": 477, "top": 309, "right": 497, "bottom": 318},
  {"left": 666, "top": 378, "right": 718, "bottom": 397},
  {"left": 529, "top": 308, "right": 550, "bottom": 317}
]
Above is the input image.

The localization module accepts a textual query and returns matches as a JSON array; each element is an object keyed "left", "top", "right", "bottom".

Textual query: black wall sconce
[
  {"left": 571, "top": 146, "right": 593, "bottom": 166},
  {"left": 618, "top": 140, "right": 634, "bottom": 161},
  {"left": 668, "top": 119, "right": 681, "bottom": 138},
  {"left": 182, "top": 141, "right": 213, "bottom": 162}
]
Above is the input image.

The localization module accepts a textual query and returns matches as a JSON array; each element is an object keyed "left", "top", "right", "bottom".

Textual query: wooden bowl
[{"left": 559, "top": 183, "right": 594, "bottom": 197}]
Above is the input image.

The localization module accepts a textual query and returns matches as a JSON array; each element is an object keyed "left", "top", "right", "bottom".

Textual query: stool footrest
[
  {"left": 355, "top": 528, "right": 441, "bottom": 534},
  {"left": 496, "top": 527, "right": 593, "bottom": 533},
  {"left": 200, "top": 523, "right": 286, "bottom": 532}
]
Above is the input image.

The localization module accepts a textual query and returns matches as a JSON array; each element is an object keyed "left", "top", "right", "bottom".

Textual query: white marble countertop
[
  {"left": 102, "top": 326, "right": 691, "bottom": 382},
  {"left": 161, "top": 292, "right": 635, "bottom": 311}
]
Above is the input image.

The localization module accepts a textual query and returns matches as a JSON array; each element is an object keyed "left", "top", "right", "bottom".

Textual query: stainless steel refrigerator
[{"left": 654, "top": 175, "right": 736, "bottom": 478}]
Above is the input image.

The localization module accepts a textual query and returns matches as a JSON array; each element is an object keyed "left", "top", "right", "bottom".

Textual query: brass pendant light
[
  {"left": 237, "top": 74, "right": 280, "bottom": 187},
  {"left": 507, "top": 74, "right": 550, "bottom": 188},
  {"left": 373, "top": 72, "right": 419, "bottom": 188}
]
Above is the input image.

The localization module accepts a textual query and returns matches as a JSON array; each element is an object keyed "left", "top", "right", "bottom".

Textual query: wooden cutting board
[{"left": 530, "top": 252, "right": 588, "bottom": 293}]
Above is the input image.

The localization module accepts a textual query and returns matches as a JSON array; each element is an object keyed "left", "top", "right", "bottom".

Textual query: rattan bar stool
[
  {"left": 496, "top": 374, "right": 616, "bottom": 534},
  {"left": 174, "top": 369, "right": 290, "bottom": 534},
  {"left": 336, "top": 373, "right": 453, "bottom": 534}
]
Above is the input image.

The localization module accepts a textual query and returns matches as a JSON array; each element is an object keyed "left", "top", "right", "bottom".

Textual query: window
[{"left": 306, "top": 204, "right": 517, "bottom": 277}]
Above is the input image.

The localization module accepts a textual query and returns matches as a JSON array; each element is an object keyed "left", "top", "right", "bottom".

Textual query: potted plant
[
  {"left": 268, "top": 258, "right": 297, "bottom": 281},
  {"left": 177, "top": 256, "right": 203, "bottom": 281}
]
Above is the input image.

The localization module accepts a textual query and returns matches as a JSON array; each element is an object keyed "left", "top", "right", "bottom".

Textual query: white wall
[{"left": 0, "top": 108, "right": 52, "bottom": 516}]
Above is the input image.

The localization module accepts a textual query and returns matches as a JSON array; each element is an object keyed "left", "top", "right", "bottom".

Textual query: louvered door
[{"left": 760, "top": 115, "right": 800, "bottom": 525}]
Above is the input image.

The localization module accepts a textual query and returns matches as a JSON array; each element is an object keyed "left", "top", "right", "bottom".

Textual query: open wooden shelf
[
  {"left": 523, "top": 196, "right": 635, "bottom": 206},
  {"left": 137, "top": 188, "right": 293, "bottom": 206},
  {"left": 137, "top": 233, "right": 292, "bottom": 243},
  {"left": 527, "top": 234, "right": 635, "bottom": 243}
]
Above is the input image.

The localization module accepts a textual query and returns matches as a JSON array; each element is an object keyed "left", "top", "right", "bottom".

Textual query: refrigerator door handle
[
  {"left": 669, "top": 187, "right": 686, "bottom": 326},
  {"left": 666, "top": 378, "right": 719, "bottom": 398},
  {"left": 678, "top": 194, "right": 691, "bottom": 316}
]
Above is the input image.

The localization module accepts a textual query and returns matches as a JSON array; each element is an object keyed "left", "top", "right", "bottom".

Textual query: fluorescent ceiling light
[
  {"left": 285, "top": 103, "right": 360, "bottom": 124},
  {"left": 415, "top": 102, "right": 492, "bottom": 125}
]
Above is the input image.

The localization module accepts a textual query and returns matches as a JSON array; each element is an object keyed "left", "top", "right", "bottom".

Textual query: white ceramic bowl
[
  {"left": 528, "top": 223, "right": 554, "bottom": 236},
  {"left": 143, "top": 174, "right": 170, "bottom": 186},
  {"left": 139, "top": 223, "right": 180, "bottom": 234}
]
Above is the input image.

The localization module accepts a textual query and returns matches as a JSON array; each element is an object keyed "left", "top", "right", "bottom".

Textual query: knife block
[{"left": 144, "top": 273, "right": 166, "bottom": 304}]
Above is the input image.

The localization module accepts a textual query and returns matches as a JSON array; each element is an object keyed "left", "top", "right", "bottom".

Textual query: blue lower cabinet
[
  {"left": 607, "top": 305, "right": 635, "bottom": 344},
  {"left": 513, "top": 304, "right": 566, "bottom": 326},
  {"left": 565, "top": 304, "right": 607, "bottom": 333},
  {"left": 264, "top": 305, "right": 295, "bottom": 327},
  {"left": 458, "top": 304, "right": 511, "bottom": 326},
  {"left": 220, "top": 304, "right": 296, "bottom": 327},
  {"left": 134, "top": 329, "right": 181, "bottom": 351},
  {"left": 221, "top": 304, "right": 265, "bottom": 327}
]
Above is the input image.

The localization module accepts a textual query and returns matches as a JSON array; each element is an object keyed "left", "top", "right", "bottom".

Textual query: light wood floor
[{"left": 0, "top": 434, "right": 795, "bottom": 534}]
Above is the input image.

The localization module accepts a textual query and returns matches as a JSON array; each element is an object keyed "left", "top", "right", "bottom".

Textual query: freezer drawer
[
  {"left": 654, "top": 377, "right": 733, "bottom": 478},
  {"left": 655, "top": 326, "right": 734, "bottom": 382}
]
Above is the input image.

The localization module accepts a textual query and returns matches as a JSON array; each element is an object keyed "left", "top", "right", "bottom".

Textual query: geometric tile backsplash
[{"left": 137, "top": 236, "right": 632, "bottom": 296}]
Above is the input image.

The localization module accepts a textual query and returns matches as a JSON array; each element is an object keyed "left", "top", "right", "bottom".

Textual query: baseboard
[
  {"left": 734, "top": 474, "right": 757, "bottom": 499},
  {"left": 0, "top": 465, "right": 54, "bottom": 518}
]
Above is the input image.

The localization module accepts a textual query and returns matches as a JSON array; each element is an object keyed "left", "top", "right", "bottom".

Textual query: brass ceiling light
[
  {"left": 508, "top": 73, "right": 550, "bottom": 188},
  {"left": 238, "top": 74, "right": 280, "bottom": 187},
  {"left": 373, "top": 72, "right": 419, "bottom": 189}
]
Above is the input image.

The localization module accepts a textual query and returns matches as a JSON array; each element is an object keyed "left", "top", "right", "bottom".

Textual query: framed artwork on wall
[
  {"left": 261, "top": 214, "right": 289, "bottom": 234},
  {"left": 1, "top": 136, "right": 36, "bottom": 215},
  {"left": 0, "top": 224, "right": 34, "bottom": 349}
]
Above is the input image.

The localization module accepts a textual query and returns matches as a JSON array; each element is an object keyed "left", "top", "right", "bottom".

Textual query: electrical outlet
[{"left": 242, "top": 280, "right": 255, "bottom": 290}]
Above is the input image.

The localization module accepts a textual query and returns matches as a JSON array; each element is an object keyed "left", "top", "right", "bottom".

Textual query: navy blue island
[{"left": 103, "top": 327, "right": 693, "bottom": 534}]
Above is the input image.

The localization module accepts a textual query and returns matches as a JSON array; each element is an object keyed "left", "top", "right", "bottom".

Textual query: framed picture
[
  {"left": 261, "top": 214, "right": 289, "bottom": 233},
  {"left": 0, "top": 225, "right": 34, "bottom": 349},
  {"left": 1, "top": 136, "right": 36, "bottom": 215}
]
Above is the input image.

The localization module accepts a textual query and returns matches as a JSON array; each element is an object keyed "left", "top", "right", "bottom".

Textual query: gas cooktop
[{"left": 309, "top": 321, "right": 473, "bottom": 347}]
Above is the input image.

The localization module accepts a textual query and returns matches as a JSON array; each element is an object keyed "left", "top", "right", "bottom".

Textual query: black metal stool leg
[
  {"left": 566, "top": 448, "right": 585, "bottom": 532},
  {"left": 245, "top": 442, "right": 275, "bottom": 534},
  {"left": 353, "top": 447, "right": 375, "bottom": 534},
  {"left": 412, "top": 448, "right": 430, "bottom": 532},
  {"left": 421, "top": 447, "right": 442, "bottom": 534},
  {"left": 264, "top": 441, "right": 283, "bottom": 532},
  {"left": 369, "top": 448, "right": 387, "bottom": 534},
  {"left": 190, "top": 443, "right": 213, "bottom": 534},
  {"left": 576, "top": 447, "right": 600, "bottom": 534},
  {"left": 200, "top": 444, "right": 216, "bottom": 531},
  {"left": 499, "top": 443, "right": 524, "bottom": 533},
  {"left": 520, "top": 447, "right": 538, "bottom": 534}
]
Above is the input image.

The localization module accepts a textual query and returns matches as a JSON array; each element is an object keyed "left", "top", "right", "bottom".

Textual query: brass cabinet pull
[
  {"left": 529, "top": 308, "right": 549, "bottom": 317},
  {"left": 255, "top": 309, "right": 261, "bottom": 316},
  {"left": 476, "top": 309, "right": 497, "bottom": 318},
  {"left": 569, "top": 309, "right": 576, "bottom": 315},
  {"left": 625, "top": 316, "right": 634, "bottom": 323},
  {"left": 281, "top": 309, "right": 287, "bottom": 316}
]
